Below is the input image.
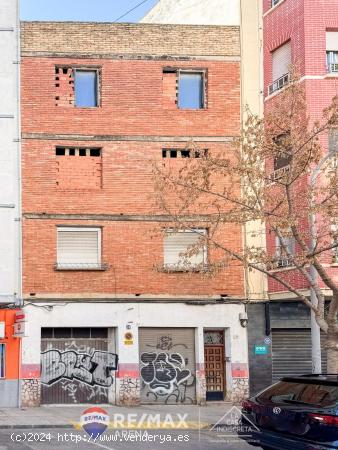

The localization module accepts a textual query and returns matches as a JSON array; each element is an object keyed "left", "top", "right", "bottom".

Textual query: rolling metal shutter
[
  {"left": 271, "top": 329, "right": 327, "bottom": 382},
  {"left": 272, "top": 41, "right": 291, "bottom": 82},
  {"left": 164, "top": 230, "right": 205, "bottom": 267},
  {"left": 326, "top": 32, "right": 338, "bottom": 51},
  {"left": 139, "top": 328, "right": 196, "bottom": 404},
  {"left": 57, "top": 228, "right": 100, "bottom": 267},
  {"left": 41, "top": 329, "right": 116, "bottom": 404}
]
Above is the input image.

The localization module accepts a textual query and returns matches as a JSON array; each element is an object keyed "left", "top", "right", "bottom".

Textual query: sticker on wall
[{"left": 124, "top": 332, "right": 134, "bottom": 345}]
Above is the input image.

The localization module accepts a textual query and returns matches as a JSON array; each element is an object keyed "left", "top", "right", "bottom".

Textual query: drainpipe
[
  {"left": 14, "top": 0, "right": 22, "bottom": 310},
  {"left": 14, "top": 0, "right": 23, "bottom": 408}
]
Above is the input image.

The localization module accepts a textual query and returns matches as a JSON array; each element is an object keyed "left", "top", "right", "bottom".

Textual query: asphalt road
[{"left": 0, "top": 428, "right": 257, "bottom": 450}]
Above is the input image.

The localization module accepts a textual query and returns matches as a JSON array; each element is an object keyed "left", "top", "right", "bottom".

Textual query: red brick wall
[
  {"left": 21, "top": 27, "right": 243, "bottom": 298},
  {"left": 22, "top": 58, "right": 240, "bottom": 138},
  {"left": 23, "top": 219, "right": 243, "bottom": 296},
  {"left": 22, "top": 140, "right": 236, "bottom": 214}
]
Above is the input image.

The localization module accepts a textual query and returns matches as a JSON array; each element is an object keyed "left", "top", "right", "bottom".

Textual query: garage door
[
  {"left": 272, "top": 329, "right": 327, "bottom": 383},
  {"left": 41, "top": 328, "right": 117, "bottom": 404},
  {"left": 139, "top": 328, "right": 196, "bottom": 404}
]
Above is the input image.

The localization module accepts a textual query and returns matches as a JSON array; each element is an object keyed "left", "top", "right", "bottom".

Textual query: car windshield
[{"left": 257, "top": 381, "right": 338, "bottom": 407}]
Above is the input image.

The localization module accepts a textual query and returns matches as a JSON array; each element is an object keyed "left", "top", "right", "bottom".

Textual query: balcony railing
[
  {"left": 327, "top": 63, "right": 338, "bottom": 73},
  {"left": 275, "top": 257, "right": 294, "bottom": 269},
  {"left": 268, "top": 165, "right": 290, "bottom": 183},
  {"left": 268, "top": 73, "right": 289, "bottom": 96}
]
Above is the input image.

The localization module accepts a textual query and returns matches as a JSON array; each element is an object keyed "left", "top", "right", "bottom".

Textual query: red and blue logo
[{"left": 80, "top": 407, "right": 109, "bottom": 439}]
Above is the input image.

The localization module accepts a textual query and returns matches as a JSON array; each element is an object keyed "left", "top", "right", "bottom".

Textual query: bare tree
[{"left": 152, "top": 75, "right": 338, "bottom": 372}]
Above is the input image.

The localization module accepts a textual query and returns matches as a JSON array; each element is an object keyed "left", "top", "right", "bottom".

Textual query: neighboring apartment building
[
  {"left": 0, "top": 0, "right": 22, "bottom": 407},
  {"left": 253, "top": 0, "right": 338, "bottom": 390},
  {"left": 20, "top": 22, "right": 249, "bottom": 406}
]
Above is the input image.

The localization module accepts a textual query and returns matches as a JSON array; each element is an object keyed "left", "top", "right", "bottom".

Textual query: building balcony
[
  {"left": 327, "top": 63, "right": 338, "bottom": 73},
  {"left": 268, "top": 73, "right": 289, "bottom": 96},
  {"left": 268, "top": 165, "right": 290, "bottom": 183}
]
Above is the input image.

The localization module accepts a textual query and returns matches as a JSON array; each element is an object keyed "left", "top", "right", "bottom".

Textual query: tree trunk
[
  {"left": 326, "top": 337, "right": 338, "bottom": 373},
  {"left": 326, "top": 292, "right": 338, "bottom": 373}
]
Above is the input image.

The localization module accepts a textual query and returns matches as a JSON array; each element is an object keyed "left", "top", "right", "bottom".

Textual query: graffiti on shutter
[
  {"left": 41, "top": 338, "right": 117, "bottom": 404},
  {"left": 139, "top": 328, "right": 196, "bottom": 404}
]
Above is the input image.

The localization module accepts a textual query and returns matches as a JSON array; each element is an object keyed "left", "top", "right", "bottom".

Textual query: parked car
[{"left": 239, "top": 374, "right": 338, "bottom": 450}]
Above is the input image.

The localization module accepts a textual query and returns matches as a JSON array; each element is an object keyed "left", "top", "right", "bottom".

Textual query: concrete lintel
[
  {"left": 22, "top": 133, "right": 234, "bottom": 143},
  {"left": 23, "top": 293, "right": 244, "bottom": 303},
  {"left": 24, "top": 213, "right": 215, "bottom": 221},
  {"left": 21, "top": 52, "right": 240, "bottom": 61}
]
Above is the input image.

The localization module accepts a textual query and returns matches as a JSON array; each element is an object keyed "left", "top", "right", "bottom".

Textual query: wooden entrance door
[{"left": 204, "top": 345, "right": 225, "bottom": 401}]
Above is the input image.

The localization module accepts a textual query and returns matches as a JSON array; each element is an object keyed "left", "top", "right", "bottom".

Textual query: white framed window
[
  {"left": 269, "top": 41, "right": 291, "bottom": 95},
  {"left": 0, "top": 344, "right": 5, "bottom": 378},
  {"left": 326, "top": 32, "right": 338, "bottom": 73},
  {"left": 272, "top": 0, "right": 280, "bottom": 6},
  {"left": 56, "top": 227, "right": 102, "bottom": 270},
  {"left": 275, "top": 234, "right": 295, "bottom": 268},
  {"left": 163, "top": 229, "right": 207, "bottom": 270}
]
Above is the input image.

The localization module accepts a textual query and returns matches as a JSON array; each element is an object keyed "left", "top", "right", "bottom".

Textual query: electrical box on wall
[{"left": 0, "top": 322, "right": 5, "bottom": 339}]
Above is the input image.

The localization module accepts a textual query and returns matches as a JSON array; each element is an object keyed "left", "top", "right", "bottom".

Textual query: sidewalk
[{"left": 0, "top": 403, "right": 234, "bottom": 430}]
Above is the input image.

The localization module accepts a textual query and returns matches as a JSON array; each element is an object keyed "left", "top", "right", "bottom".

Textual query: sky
[{"left": 20, "top": 0, "right": 159, "bottom": 22}]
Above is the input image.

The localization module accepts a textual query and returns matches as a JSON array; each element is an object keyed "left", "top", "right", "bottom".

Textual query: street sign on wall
[
  {"left": 13, "top": 321, "right": 27, "bottom": 337},
  {"left": 254, "top": 345, "right": 268, "bottom": 355}
]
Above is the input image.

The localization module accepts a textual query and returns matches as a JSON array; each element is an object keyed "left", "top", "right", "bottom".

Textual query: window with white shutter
[
  {"left": 163, "top": 229, "right": 207, "bottom": 271},
  {"left": 56, "top": 227, "right": 102, "bottom": 270},
  {"left": 326, "top": 32, "right": 338, "bottom": 73},
  {"left": 269, "top": 41, "right": 291, "bottom": 95}
]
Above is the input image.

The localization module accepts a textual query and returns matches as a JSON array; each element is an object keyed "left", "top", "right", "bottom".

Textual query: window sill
[
  {"left": 74, "top": 106, "right": 100, "bottom": 109},
  {"left": 54, "top": 263, "right": 108, "bottom": 271},
  {"left": 331, "top": 263, "right": 338, "bottom": 267},
  {"left": 177, "top": 107, "right": 207, "bottom": 111},
  {"left": 159, "top": 264, "right": 209, "bottom": 273}
]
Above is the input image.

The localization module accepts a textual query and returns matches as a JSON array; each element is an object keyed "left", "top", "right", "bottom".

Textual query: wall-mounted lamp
[{"left": 239, "top": 312, "right": 248, "bottom": 328}]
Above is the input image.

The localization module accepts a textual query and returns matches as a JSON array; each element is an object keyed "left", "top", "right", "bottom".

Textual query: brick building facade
[{"left": 20, "top": 22, "right": 249, "bottom": 406}]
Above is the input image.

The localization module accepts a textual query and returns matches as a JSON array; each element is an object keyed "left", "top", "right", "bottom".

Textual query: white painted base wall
[{"left": 21, "top": 302, "right": 249, "bottom": 406}]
